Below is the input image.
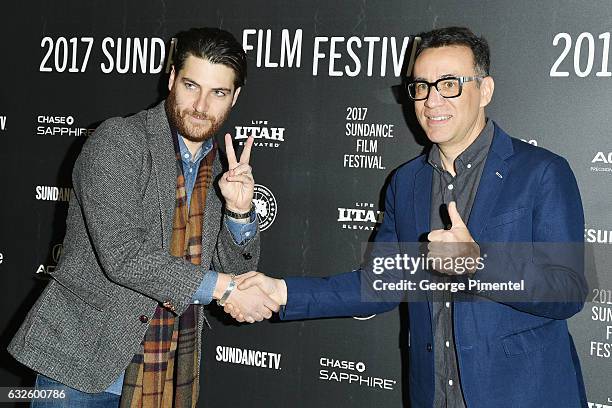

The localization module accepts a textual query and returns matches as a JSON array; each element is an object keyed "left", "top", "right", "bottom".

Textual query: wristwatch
[{"left": 223, "top": 203, "right": 255, "bottom": 219}]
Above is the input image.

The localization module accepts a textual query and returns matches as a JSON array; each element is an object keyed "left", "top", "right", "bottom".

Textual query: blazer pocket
[
  {"left": 485, "top": 208, "right": 527, "bottom": 229},
  {"left": 501, "top": 320, "right": 558, "bottom": 356},
  {"left": 50, "top": 275, "right": 112, "bottom": 312}
]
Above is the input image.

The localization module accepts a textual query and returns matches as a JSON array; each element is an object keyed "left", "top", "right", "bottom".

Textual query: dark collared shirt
[{"left": 428, "top": 119, "right": 494, "bottom": 407}]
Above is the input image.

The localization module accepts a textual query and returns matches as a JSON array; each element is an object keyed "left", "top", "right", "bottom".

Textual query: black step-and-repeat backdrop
[{"left": 1, "top": 1, "right": 611, "bottom": 407}]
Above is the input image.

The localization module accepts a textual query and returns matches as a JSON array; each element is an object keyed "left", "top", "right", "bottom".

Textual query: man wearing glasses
[{"left": 231, "top": 27, "right": 588, "bottom": 407}]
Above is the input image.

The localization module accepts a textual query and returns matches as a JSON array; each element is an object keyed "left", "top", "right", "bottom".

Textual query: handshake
[{"left": 215, "top": 272, "right": 287, "bottom": 323}]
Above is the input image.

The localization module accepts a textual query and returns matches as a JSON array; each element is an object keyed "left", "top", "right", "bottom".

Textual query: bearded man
[{"left": 9, "top": 27, "right": 278, "bottom": 408}]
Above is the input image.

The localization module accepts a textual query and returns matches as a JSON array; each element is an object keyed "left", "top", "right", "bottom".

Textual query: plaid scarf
[{"left": 120, "top": 131, "right": 217, "bottom": 408}]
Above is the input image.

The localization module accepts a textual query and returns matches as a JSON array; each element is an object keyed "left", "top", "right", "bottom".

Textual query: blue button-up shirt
[{"left": 106, "top": 135, "right": 256, "bottom": 395}]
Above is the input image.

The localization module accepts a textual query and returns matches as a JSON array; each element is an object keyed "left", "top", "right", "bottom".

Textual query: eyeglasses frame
[{"left": 406, "top": 76, "right": 484, "bottom": 101}]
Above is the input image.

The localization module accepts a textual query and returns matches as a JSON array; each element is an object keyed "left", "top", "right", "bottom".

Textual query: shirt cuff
[
  {"left": 193, "top": 271, "right": 218, "bottom": 305},
  {"left": 224, "top": 214, "right": 257, "bottom": 245}
]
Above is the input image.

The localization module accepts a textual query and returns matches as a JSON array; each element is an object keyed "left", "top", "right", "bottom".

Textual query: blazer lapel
[
  {"left": 412, "top": 158, "right": 433, "bottom": 314},
  {"left": 467, "top": 123, "right": 514, "bottom": 241},
  {"left": 414, "top": 159, "right": 433, "bottom": 239},
  {"left": 146, "top": 101, "right": 177, "bottom": 249}
]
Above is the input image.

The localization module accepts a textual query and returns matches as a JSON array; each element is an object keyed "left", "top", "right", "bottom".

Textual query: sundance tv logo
[
  {"left": 591, "top": 151, "right": 612, "bottom": 174},
  {"left": 35, "top": 185, "right": 72, "bottom": 202},
  {"left": 337, "top": 202, "right": 383, "bottom": 231},
  {"left": 37, "top": 114, "right": 95, "bottom": 137},
  {"left": 253, "top": 184, "right": 277, "bottom": 231},
  {"left": 318, "top": 356, "right": 397, "bottom": 390},
  {"left": 215, "top": 345, "right": 281, "bottom": 370},
  {"left": 0, "top": 115, "right": 6, "bottom": 131},
  {"left": 235, "top": 120, "right": 285, "bottom": 149}
]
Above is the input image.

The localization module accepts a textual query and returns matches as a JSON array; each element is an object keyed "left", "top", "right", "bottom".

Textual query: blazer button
[
  {"left": 242, "top": 253, "right": 252, "bottom": 260},
  {"left": 426, "top": 343, "right": 432, "bottom": 352},
  {"left": 139, "top": 315, "right": 148, "bottom": 323}
]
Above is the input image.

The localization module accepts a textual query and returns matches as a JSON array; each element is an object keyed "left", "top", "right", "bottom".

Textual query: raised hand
[
  {"left": 225, "top": 280, "right": 280, "bottom": 323},
  {"left": 219, "top": 133, "right": 254, "bottom": 213},
  {"left": 426, "top": 201, "right": 480, "bottom": 275},
  {"left": 224, "top": 272, "right": 287, "bottom": 322}
]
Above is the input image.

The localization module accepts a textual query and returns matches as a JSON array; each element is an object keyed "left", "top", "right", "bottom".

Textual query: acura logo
[{"left": 52, "top": 244, "right": 63, "bottom": 263}]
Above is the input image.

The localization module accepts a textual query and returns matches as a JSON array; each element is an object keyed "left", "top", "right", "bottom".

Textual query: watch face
[{"left": 253, "top": 184, "right": 277, "bottom": 232}]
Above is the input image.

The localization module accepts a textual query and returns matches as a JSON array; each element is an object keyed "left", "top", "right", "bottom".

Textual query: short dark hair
[
  {"left": 173, "top": 27, "right": 247, "bottom": 88},
  {"left": 416, "top": 27, "right": 490, "bottom": 77}
]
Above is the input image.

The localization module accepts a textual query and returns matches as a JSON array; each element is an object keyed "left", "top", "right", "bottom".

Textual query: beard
[{"left": 165, "top": 88, "right": 230, "bottom": 143}]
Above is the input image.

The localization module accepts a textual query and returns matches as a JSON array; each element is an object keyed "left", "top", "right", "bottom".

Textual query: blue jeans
[{"left": 31, "top": 374, "right": 120, "bottom": 408}]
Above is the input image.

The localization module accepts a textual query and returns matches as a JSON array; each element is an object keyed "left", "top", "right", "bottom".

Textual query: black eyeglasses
[{"left": 406, "top": 76, "right": 483, "bottom": 101}]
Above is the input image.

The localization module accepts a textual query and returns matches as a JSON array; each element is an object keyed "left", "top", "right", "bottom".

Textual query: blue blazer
[{"left": 281, "top": 123, "right": 588, "bottom": 407}]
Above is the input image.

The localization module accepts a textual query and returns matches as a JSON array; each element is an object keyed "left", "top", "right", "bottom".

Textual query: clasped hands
[{"left": 221, "top": 272, "right": 287, "bottom": 323}]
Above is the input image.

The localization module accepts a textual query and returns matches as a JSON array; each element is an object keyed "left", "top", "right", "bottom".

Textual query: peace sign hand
[{"left": 219, "top": 133, "right": 255, "bottom": 213}]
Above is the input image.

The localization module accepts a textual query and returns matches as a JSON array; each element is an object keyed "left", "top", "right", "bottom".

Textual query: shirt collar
[
  {"left": 177, "top": 134, "right": 214, "bottom": 163},
  {"left": 428, "top": 119, "right": 494, "bottom": 174}
]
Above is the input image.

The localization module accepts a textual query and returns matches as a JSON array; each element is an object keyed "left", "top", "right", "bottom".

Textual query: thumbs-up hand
[{"left": 427, "top": 201, "right": 480, "bottom": 275}]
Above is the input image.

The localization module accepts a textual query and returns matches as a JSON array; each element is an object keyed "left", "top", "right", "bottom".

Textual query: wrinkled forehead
[
  {"left": 176, "top": 55, "right": 237, "bottom": 90},
  {"left": 413, "top": 45, "right": 476, "bottom": 80}
]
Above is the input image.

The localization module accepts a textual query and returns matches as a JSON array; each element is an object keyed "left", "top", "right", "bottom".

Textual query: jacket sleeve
[{"left": 211, "top": 216, "right": 260, "bottom": 276}]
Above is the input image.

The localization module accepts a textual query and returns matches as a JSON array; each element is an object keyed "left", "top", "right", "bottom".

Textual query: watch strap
[
  {"left": 224, "top": 203, "right": 255, "bottom": 219},
  {"left": 217, "top": 275, "right": 237, "bottom": 307}
]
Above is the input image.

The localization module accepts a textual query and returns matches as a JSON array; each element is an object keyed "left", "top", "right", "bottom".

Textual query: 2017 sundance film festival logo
[
  {"left": 215, "top": 345, "right": 281, "bottom": 370},
  {"left": 39, "top": 36, "right": 169, "bottom": 74},
  {"left": 35, "top": 185, "right": 73, "bottom": 202},
  {"left": 36, "top": 243, "right": 63, "bottom": 275},
  {"left": 318, "top": 356, "right": 397, "bottom": 391},
  {"left": 253, "top": 184, "right": 277, "bottom": 231},
  {"left": 241, "top": 29, "right": 417, "bottom": 78},
  {"left": 39, "top": 32, "right": 420, "bottom": 78},
  {"left": 343, "top": 107, "right": 394, "bottom": 170},
  {"left": 591, "top": 151, "right": 612, "bottom": 174},
  {"left": 36, "top": 114, "right": 95, "bottom": 137},
  {"left": 589, "top": 284, "right": 612, "bottom": 407},
  {"left": 235, "top": 120, "right": 285, "bottom": 149},
  {"left": 338, "top": 202, "right": 383, "bottom": 231},
  {"left": 589, "top": 295, "right": 612, "bottom": 359}
]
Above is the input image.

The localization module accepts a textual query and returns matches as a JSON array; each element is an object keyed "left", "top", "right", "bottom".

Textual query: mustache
[{"left": 184, "top": 110, "right": 213, "bottom": 121}]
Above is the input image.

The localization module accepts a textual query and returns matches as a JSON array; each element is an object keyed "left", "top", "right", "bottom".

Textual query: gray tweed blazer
[{"left": 8, "top": 101, "right": 259, "bottom": 392}]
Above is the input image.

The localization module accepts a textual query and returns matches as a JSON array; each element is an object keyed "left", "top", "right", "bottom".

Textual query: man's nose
[
  {"left": 194, "top": 93, "right": 209, "bottom": 113},
  {"left": 424, "top": 86, "right": 445, "bottom": 107}
]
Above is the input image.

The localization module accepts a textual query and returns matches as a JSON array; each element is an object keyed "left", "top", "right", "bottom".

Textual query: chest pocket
[{"left": 485, "top": 208, "right": 527, "bottom": 230}]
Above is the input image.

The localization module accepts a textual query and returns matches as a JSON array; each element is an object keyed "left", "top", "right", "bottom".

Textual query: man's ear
[
  {"left": 231, "top": 87, "right": 242, "bottom": 107},
  {"left": 479, "top": 76, "right": 494, "bottom": 108},
  {"left": 168, "top": 66, "right": 176, "bottom": 92}
]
